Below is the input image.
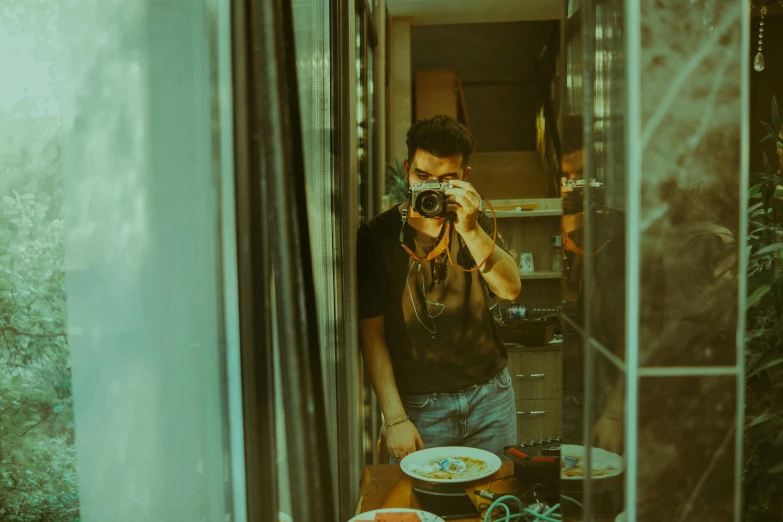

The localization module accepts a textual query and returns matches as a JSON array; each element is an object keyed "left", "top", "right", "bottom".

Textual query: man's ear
[
  {"left": 463, "top": 166, "right": 471, "bottom": 181},
  {"left": 403, "top": 159, "right": 410, "bottom": 182}
]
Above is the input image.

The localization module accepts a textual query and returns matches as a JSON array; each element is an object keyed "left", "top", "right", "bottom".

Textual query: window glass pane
[
  {"left": 565, "top": 28, "right": 584, "bottom": 115},
  {"left": 291, "top": 0, "right": 338, "bottom": 514},
  {"left": 356, "top": 13, "right": 370, "bottom": 223},
  {"left": 0, "top": 1, "right": 242, "bottom": 520}
]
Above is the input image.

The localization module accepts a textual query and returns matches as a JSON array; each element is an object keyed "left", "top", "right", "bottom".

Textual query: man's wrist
[
  {"left": 383, "top": 408, "right": 407, "bottom": 424},
  {"left": 384, "top": 415, "right": 410, "bottom": 428},
  {"left": 456, "top": 223, "right": 484, "bottom": 240}
]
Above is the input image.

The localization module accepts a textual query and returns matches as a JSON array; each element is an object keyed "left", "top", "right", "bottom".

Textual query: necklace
[
  {"left": 420, "top": 263, "right": 445, "bottom": 319},
  {"left": 406, "top": 261, "right": 445, "bottom": 338}
]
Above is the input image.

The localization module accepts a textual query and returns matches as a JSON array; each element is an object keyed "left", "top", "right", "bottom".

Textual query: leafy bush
[
  {"left": 385, "top": 158, "right": 408, "bottom": 205},
  {"left": 744, "top": 97, "right": 783, "bottom": 521},
  {"left": 0, "top": 176, "right": 79, "bottom": 521}
]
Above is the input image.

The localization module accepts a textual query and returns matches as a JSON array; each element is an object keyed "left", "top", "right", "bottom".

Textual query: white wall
[{"left": 387, "top": 17, "right": 413, "bottom": 165}]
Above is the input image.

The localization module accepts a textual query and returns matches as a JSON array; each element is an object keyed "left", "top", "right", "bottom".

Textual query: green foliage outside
[
  {"left": 0, "top": 162, "right": 79, "bottom": 520},
  {"left": 385, "top": 158, "right": 408, "bottom": 205},
  {"left": 745, "top": 97, "right": 783, "bottom": 521}
]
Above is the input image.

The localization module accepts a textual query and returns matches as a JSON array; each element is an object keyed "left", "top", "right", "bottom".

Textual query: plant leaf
[
  {"left": 768, "top": 461, "right": 783, "bottom": 474},
  {"left": 748, "top": 413, "right": 775, "bottom": 428},
  {"left": 749, "top": 357, "right": 783, "bottom": 378},
  {"left": 753, "top": 243, "right": 783, "bottom": 257},
  {"left": 772, "top": 96, "right": 781, "bottom": 131},
  {"left": 763, "top": 152, "right": 774, "bottom": 175},
  {"left": 760, "top": 120, "right": 777, "bottom": 134},
  {"left": 748, "top": 285, "right": 772, "bottom": 308}
]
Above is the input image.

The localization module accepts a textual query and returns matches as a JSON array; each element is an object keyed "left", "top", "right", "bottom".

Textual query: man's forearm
[
  {"left": 460, "top": 226, "right": 521, "bottom": 300},
  {"left": 360, "top": 329, "right": 407, "bottom": 422},
  {"left": 603, "top": 376, "right": 625, "bottom": 418}
]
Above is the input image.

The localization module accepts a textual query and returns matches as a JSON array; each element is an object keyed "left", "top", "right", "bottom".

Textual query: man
[
  {"left": 558, "top": 114, "right": 626, "bottom": 453},
  {"left": 357, "top": 115, "right": 521, "bottom": 461}
]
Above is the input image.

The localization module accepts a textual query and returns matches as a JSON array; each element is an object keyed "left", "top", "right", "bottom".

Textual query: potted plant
[
  {"left": 744, "top": 97, "right": 783, "bottom": 521},
  {"left": 384, "top": 158, "right": 408, "bottom": 209}
]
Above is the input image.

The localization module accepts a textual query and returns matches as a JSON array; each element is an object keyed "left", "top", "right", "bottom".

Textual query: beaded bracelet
[{"left": 384, "top": 415, "right": 410, "bottom": 428}]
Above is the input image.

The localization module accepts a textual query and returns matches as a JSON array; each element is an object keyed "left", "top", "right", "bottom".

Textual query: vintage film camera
[{"left": 409, "top": 179, "right": 451, "bottom": 218}]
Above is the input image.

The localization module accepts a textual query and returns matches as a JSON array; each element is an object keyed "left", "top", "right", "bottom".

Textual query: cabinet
[
  {"left": 470, "top": 154, "right": 564, "bottom": 443},
  {"left": 491, "top": 196, "right": 564, "bottom": 443},
  {"left": 483, "top": 197, "right": 563, "bottom": 285},
  {"left": 507, "top": 344, "right": 563, "bottom": 443}
]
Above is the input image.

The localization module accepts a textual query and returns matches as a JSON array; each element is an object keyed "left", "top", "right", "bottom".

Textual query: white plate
[
  {"left": 615, "top": 512, "right": 626, "bottom": 522},
  {"left": 560, "top": 444, "right": 624, "bottom": 480},
  {"left": 348, "top": 508, "right": 444, "bottom": 522},
  {"left": 399, "top": 446, "right": 501, "bottom": 484}
]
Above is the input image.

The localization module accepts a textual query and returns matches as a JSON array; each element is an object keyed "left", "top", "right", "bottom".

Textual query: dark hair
[{"left": 406, "top": 115, "right": 474, "bottom": 167}]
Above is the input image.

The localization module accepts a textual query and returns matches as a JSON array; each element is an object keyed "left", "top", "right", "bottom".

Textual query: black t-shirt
[{"left": 357, "top": 205, "right": 508, "bottom": 394}]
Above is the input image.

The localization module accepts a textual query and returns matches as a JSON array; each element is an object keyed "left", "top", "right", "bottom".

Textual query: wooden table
[{"left": 354, "top": 463, "right": 616, "bottom": 522}]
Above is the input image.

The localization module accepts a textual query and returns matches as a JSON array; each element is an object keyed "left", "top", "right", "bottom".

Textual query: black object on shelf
[{"left": 499, "top": 319, "right": 558, "bottom": 346}]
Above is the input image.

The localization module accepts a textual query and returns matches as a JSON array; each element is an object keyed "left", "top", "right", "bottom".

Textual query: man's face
[
  {"left": 404, "top": 149, "right": 468, "bottom": 187},
  {"left": 561, "top": 149, "right": 584, "bottom": 179}
]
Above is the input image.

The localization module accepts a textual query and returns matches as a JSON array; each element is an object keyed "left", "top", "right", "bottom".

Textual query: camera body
[{"left": 409, "top": 179, "right": 451, "bottom": 218}]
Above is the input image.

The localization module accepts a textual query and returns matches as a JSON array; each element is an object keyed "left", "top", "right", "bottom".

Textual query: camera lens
[{"left": 419, "top": 191, "right": 443, "bottom": 217}]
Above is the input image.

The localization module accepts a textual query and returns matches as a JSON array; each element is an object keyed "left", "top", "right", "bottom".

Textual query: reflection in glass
[
  {"left": 291, "top": 0, "right": 336, "bottom": 509},
  {"left": 560, "top": 0, "right": 627, "bottom": 519},
  {"left": 1, "top": 1, "right": 241, "bottom": 520},
  {"left": 565, "top": 0, "right": 746, "bottom": 520}
]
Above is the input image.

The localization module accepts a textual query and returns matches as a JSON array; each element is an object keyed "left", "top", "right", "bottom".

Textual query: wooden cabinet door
[
  {"left": 507, "top": 349, "right": 562, "bottom": 400},
  {"left": 515, "top": 398, "right": 563, "bottom": 443}
]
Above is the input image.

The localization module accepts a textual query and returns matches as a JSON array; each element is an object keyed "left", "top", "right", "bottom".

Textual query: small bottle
[{"left": 551, "top": 234, "right": 563, "bottom": 272}]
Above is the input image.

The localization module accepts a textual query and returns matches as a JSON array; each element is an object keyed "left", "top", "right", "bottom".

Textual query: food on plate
[
  {"left": 372, "top": 512, "right": 421, "bottom": 522},
  {"left": 560, "top": 453, "right": 617, "bottom": 478},
  {"left": 409, "top": 456, "right": 487, "bottom": 480},
  {"left": 439, "top": 458, "right": 467, "bottom": 473}
]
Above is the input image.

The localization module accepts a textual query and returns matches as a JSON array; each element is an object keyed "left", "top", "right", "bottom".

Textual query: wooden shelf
[
  {"left": 484, "top": 198, "right": 562, "bottom": 219},
  {"left": 493, "top": 208, "right": 562, "bottom": 218},
  {"left": 520, "top": 271, "right": 562, "bottom": 280}
]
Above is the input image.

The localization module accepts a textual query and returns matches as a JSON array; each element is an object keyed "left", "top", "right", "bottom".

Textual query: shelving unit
[
  {"left": 520, "top": 270, "right": 562, "bottom": 280},
  {"left": 473, "top": 165, "right": 565, "bottom": 443},
  {"left": 483, "top": 197, "right": 562, "bottom": 219},
  {"left": 485, "top": 197, "right": 564, "bottom": 309},
  {"left": 493, "top": 208, "right": 563, "bottom": 218}
]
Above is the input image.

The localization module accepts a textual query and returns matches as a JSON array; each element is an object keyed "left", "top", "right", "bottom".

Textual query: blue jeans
[{"left": 393, "top": 367, "right": 517, "bottom": 462}]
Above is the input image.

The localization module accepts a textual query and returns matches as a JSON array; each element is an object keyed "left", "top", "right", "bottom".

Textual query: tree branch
[
  {"left": 1, "top": 329, "right": 17, "bottom": 362},
  {"left": 21, "top": 411, "right": 54, "bottom": 437},
  {"left": 0, "top": 325, "right": 67, "bottom": 338}
]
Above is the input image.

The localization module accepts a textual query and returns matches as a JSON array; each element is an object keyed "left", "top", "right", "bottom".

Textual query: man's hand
[
  {"left": 445, "top": 179, "right": 481, "bottom": 236},
  {"left": 386, "top": 420, "right": 424, "bottom": 461}
]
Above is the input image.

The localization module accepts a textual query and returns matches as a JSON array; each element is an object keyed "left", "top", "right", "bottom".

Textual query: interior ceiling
[{"left": 386, "top": 0, "right": 562, "bottom": 25}]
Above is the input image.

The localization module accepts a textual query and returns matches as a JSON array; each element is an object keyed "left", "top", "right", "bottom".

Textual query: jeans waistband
[{"left": 455, "top": 367, "right": 505, "bottom": 393}]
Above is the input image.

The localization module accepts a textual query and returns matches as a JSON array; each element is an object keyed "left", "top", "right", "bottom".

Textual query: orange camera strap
[
  {"left": 399, "top": 195, "right": 498, "bottom": 272},
  {"left": 399, "top": 195, "right": 452, "bottom": 262},
  {"left": 400, "top": 224, "right": 451, "bottom": 262}
]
